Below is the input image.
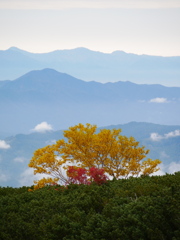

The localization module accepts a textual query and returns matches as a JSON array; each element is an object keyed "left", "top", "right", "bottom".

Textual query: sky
[{"left": 0, "top": 0, "right": 180, "bottom": 56}]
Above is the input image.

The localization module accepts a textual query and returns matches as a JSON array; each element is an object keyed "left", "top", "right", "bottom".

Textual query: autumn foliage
[
  {"left": 67, "top": 166, "right": 108, "bottom": 185},
  {"left": 28, "top": 123, "right": 161, "bottom": 189},
  {"left": 67, "top": 166, "right": 88, "bottom": 185}
]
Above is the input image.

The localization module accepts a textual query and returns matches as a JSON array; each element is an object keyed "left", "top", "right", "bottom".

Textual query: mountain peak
[
  {"left": 7, "top": 47, "right": 23, "bottom": 52},
  {"left": 6, "top": 47, "right": 31, "bottom": 56}
]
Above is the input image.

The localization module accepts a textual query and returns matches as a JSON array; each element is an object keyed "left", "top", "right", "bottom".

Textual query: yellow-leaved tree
[{"left": 29, "top": 123, "right": 161, "bottom": 189}]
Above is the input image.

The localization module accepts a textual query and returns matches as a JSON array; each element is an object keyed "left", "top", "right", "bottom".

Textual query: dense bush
[{"left": 0, "top": 172, "right": 179, "bottom": 240}]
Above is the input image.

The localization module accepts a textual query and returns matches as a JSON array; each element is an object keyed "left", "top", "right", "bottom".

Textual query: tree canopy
[
  {"left": 29, "top": 123, "right": 161, "bottom": 189},
  {"left": 0, "top": 173, "right": 179, "bottom": 240}
]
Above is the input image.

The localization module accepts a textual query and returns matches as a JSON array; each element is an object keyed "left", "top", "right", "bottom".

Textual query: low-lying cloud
[
  {"left": 32, "top": 122, "right": 53, "bottom": 133},
  {"left": 18, "top": 168, "right": 48, "bottom": 187},
  {"left": 152, "top": 162, "right": 180, "bottom": 176},
  {"left": 0, "top": 140, "right": 10, "bottom": 149},
  {"left": 149, "top": 97, "right": 168, "bottom": 103},
  {"left": 150, "top": 129, "right": 180, "bottom": 141}
]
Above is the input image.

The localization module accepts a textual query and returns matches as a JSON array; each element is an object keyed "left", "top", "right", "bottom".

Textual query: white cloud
[
  {"left": 149, "top": 97, "right": 168, "bottom": 103},
  {"left": 150, "top": 129, "right": 180, "bottom": 141},
  {"left": 32, "top": 122, "right": 53, "bottom": 133},
  {"left": 18, "top": 168, "right": 35, "bottom": 186},
  {"left": 165, "top": 130, "right": 180, "bottom": 138},
  {"left": 151, "top": 161, "right": 180, "bottom": 176},
  {"left": 18, "top": 168, "right": 48, "bottom": 186},
  {"left": 151, "top": 168, "right": 165, "bottom": 176},
  {"left": 150, "top": 133, "right": 163, "bottom": 141},
  {"left": 0, "top": 140, "right": 10, "bottom": 149},
  {"left": 168, "top": 162, "right": 180, "bottom": 173}
]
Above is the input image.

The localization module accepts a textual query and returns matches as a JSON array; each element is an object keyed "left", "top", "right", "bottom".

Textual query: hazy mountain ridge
[
  {"left": 0, "top": 47, "right": 180, "bottom": 86},
  {"left": 0, "top": 122, "right": 179, "bottom": 187},
  {"left": 1, "top": 68, "right": 180, "bottom": 100},
  {"left": 0, "top": 68, "right": 180, "bottom": 135}
]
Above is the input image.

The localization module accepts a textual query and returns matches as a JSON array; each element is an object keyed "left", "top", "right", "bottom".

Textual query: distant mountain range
[
  {"left": 0, "top": 69, "right": 179, "bottom": 186},
  {"left": 1, "top": 48, "right": 179, "bottom": 188},
  {"left": 0, "top": 122, "right": 179, "bottom": 187},
  {"left": 0, "top": 68, "right": 180, "bottom": 136},
  {"left": 0, "top": 47, "right": 180, "bottom": 86}
]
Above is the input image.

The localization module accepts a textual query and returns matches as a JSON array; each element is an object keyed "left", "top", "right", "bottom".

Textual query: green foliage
[{"left": 0, "top": 172, "right": 179, "bottom": 240}]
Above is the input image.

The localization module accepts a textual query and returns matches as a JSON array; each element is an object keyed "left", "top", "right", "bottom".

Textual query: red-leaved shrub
[{"left": 67, "top": 166, "right": 108, "bottom": 185}]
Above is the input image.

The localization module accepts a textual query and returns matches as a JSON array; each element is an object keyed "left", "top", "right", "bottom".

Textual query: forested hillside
[{"left": 0, "top": 173, "right": 179, "bottom": 240}]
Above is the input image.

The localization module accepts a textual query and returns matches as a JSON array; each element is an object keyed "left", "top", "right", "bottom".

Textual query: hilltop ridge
[{"left": 0, "top": 47, "right": 180, "bottom": 86}]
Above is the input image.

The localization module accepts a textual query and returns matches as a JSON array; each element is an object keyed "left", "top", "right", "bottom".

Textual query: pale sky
[{"left": 0, "top": 0, "right": 180, "bottom": 56}]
